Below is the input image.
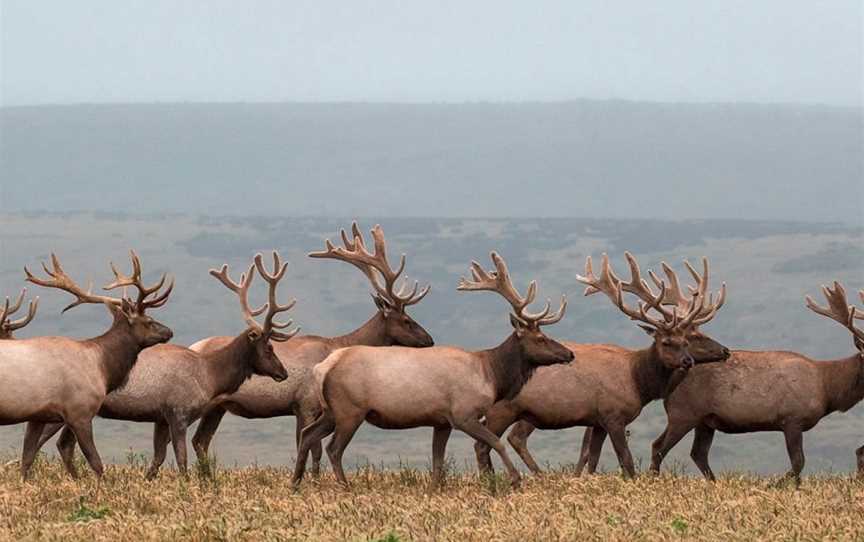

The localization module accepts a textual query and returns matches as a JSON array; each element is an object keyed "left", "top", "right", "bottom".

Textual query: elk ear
[
  {"left": 247, "top": 328, "right": 263, "bottom": 343},
  {"left": 372, "top": 294, "right": 394, "bottom": 316},
  {"left": 509, "top": 313, "right": 527, "bottom": 336},
  {"left": 639, "top": 324, "right": 656, "bottom": 337},
  {"left": 111, "top": 298, "right": 136, "bottom": 323}
]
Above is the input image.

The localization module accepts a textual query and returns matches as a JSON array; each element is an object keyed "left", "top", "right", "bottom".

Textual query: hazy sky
[{"left": 1, "top": 1, "right": 861, "bottom": 107}]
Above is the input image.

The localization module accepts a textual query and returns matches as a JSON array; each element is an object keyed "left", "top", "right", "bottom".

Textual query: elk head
[
  {"left": 210, "top": 251, "right": 297, "bottom": 382},
  {"left": 25, "top": 251, "right": 174, "bottom": 347},
  {"left": 458, "top": 252, "right": 573, "bottom": 366},
  {"left": 806, "top": 282, "right": 864, "bottom": 355},
  {"left": 577, "top": 252, "right": 728, "bottom": 370},
  {"left": 0, "top": 288, "right": 39, "bottom": 339},
  {"left": 309, "top": 222, "right": 433, "bottom": 347}
]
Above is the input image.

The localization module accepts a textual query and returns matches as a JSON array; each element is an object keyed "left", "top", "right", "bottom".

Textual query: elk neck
[
  {"left": 199, "top": 332, "right": 257, "bottom": 397},
  {"left": 85, "top": 319, "right": 147, "bottom": 394},
  {"left": 329, "top": 312, "right": 394, "bottom": 348},
  {"left": 478, "top": 332, "right": 536, "bottom": 402},
  {"left": 820, "top": 354, "right": 864, "bottom": 414},
  {"left": 631, "top": 344, "right": 676, "bottom": 405}
]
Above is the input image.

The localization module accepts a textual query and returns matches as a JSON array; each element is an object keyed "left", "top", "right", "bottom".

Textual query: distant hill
[{"left": 2, "top": 102, "right": 861, "bottom": 223}]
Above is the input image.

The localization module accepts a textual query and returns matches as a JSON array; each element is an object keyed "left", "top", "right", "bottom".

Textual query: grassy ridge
[{"left": 2, "top": 457, "right": 863, "bottom": 541}]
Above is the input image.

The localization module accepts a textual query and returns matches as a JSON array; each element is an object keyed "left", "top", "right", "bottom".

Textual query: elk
[
  {"left": 25, "top": 252, "right": 297, "bottom": 480},
  {"left": 475, "top": 253, "right": 729, "bottom": 478},
  {"left": 291, "top": 252, "right": 573, "bottom": 489},
  {"left": 189, "top": 222, "right": 433, "bottom": 475},
  {"left": 650, "top": 282, "right": 864, "bottom": 486},
  {"left": 0, "top": 288, "right": 39, "bottom": 339},
  {"left": 1, "top": 252, "right": 173, "bottom": 479}
]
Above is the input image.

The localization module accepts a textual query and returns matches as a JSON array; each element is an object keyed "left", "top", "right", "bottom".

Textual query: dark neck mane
[
  {"left": 480, "top": 333, "right": 535, "bottom": 402},
  {"left": 821, "top": 354, "right": 864, "bottom": 413},
  {"left": 329, "top": 312, "right": 392, "bottom": 348},
  {"left": 86, "top": 318, "right": 144, "bottom": 394},
  {"left": 200, "top": 332, "right": 256, "bottom": 397},
  {"left": 631, "top": 344, "right": 675, "bottom": 405}
]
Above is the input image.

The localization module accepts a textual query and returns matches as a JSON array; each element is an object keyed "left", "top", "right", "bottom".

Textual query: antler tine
[
  {"left": 614, "top": 277, "right": 673, "bottom": 330},
  {"left": 536, "top": 295, "right": 568, "bottom": 326},
  {"left": 5, "top": 296, "right": 39, "bottom": 332},
  {"left": 253, "top": 251, "right": 299, "bottom": 341},
  {"left": 457, "top": 252, "right": 526, "bottom": 309},
  {"left": 25, "top": 253, "right": 123, "bottom": 312},
  {"left": 691, "top": 283, "right": 727, "bottom": 326},
  {"left": 806, "top": 282, "right": 864, "bottom": 348},
  {"left": 5, "top": 289, "right": 26, "bottom": 317}
]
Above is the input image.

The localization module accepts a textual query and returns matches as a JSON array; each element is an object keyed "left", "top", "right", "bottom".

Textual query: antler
[
  {"left": 25, "top": 251, "right": 172, "bottom": 315},
  {"left": 254, "top": 251, "right": 300, "bottom": 341},
  {"left": 457, "top": 251, "right": 566, "bottom": 327},
  {"left": 0, "top": 288, "right": 39, "bottom": 336},
  {"left": 210, "top": 251, "right": 299, "bottom": 342},
  {"left": 576, "top": 252, "right": 672, "bottom": 330},
  {"left": 103, "top": 250, "right": 174, "bottom": 312},
  {"left": 648, "top": 257, "right": 726, "bottom": 326},
  {"left": 309, "top": 222, "right": 430, "bottom": 309},
  {"left": 26, "top": 253, "right": 124, "bottom": 312},
  {"left": 806, "top": 281, "right": 864, "bottom": 350}
]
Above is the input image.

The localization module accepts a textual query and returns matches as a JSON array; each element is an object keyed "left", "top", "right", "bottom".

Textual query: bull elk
[
  {"left": 1, "top": 252, "right": 174, "bottom": 479},
  {"left": 25, "top": 252, "right": 297, "bottom": 480},
  {"left": 475, "top": 253, "right": 728, "bottom": 478},
  {"left": 0, "top": 288, "right": 38, "bottom": 339},
  {"left": 189, "top": 223, "right": 433, "bottom": 474},
  {"left": 291, "top": 252, "right": 573, "bottom": 489},
  {"left": 650, "top": 282, "right": 864, "bottom": 486}
]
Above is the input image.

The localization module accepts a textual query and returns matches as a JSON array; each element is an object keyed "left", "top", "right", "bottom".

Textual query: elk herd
[{"left": 0, "top": 222, "right": 862, "bottom": 490}]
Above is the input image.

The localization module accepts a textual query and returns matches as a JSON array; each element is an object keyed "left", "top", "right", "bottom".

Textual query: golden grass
[{"left": 1, "top": 456, "right": 863, "bottom": 541}]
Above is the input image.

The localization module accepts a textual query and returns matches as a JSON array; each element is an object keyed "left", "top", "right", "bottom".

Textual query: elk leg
[
  {"left": 585, "top": 426, "right": 608, "bottom": 475},
  {"left": 650, "top": 422, "right": 693, "bottom": 474},
  {"left": 56, "top": 426, "right": 80, "bottom": 479},
  {"left": 191, "top": 406, "right": 225, "bottom": 462},
  {"left": 68, "top": 419, "right": 104, "bottom": 477},
  {"left": 690, "top": 424, "right": 717, "bottom": 481},
  {"left": 21, "top": 421, "right": 46, "bottom": 480},
  {"left": 326, "top": 415, "right": 364, "bottom": 487},
  {"left": 292, "top": 413, "right": 335, "bottom": 487},
  {"left": 473, "top": 406, "right": 516, "bottom": 475},
  {"left": 457, "top": 418, "right": 522, "bottom": 487},
  {"left": 606, "top": 424, "right": 636, "bottom": 478},
  {"left": 35, "top": 422, "right": 64, "bottom": 452},
  {"left": 145, "top": 422, "right": 170, "bottom": 480},
  {"left": 295, "top": 408, "right": 323, "bottom": 477},
  {"left": 574, "top": 428, "right": 593, "bottom": 476},
  {"left": 431, "top": 425, "right": 452, "bottom": 489},
  {"left": 507, "top": 421, "right": 541, "bottom": 474},
  {"left": 782, "top": 426, "right": 805, "bottom": 487},
  {"left": 167, "top": 418, "right": 189, "bottom": 478}
]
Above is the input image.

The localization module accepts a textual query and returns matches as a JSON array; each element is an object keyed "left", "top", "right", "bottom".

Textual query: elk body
[
  {"left": 292, "top": 252, "right": 573, "bottom": 489},
  {"left": 27, "top": 252, "right": 297, "bottom": 480},
  {"left": 0, "top": 288, "right": 38, "bottom": 340},
  {"left": 189, "top": 223, "right": 433, "bottom": 474},
  {"left": 1, "top": 252, "right": 174, "bottom": 479},
  {"left": 650, "top": 283, "right": 864, "bottom": 485},
  {"left": 475, "top": 253, "right": 729, "bottom": 478}
]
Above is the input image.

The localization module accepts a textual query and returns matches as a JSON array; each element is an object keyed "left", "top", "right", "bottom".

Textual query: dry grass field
[{"left": 2, "top": 456, "right": 863, "bottom": 541}]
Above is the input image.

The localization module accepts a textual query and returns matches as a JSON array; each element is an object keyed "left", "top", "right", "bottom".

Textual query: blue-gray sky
[{"left": 1, "top": 0, "right": 862, "bottom": 107}]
